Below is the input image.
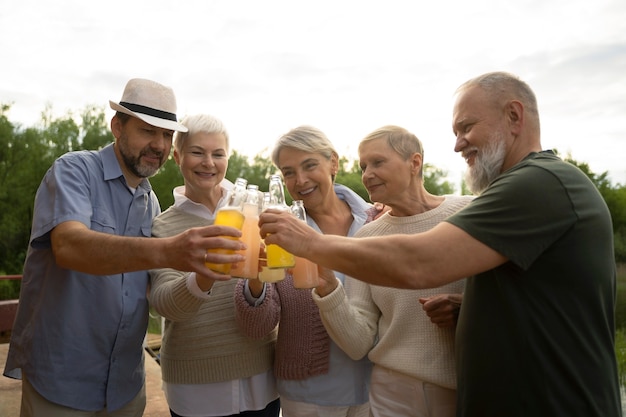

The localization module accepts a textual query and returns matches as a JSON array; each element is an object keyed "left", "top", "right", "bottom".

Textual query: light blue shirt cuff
[{"left": 243, "top": 280, "right": 267, "bottom": 307}]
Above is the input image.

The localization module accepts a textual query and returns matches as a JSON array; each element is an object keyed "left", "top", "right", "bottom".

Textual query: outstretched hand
[
  {"left": 259, "top": 209, "right": 317, "bottom": 256},
  {"left": 314, "top": 265, "right": 339, "bottom": 297},
  {"left": 164, "top": 224, "right": 246, "bottom": 276},
  {"left": 50, "top": 220, "right": 244, "bottom": 277}
]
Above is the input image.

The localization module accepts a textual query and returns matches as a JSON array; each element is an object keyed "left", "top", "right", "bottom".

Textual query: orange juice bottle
[
  {"left": 205, "top": 208, "right": 245, "bottom": 274},
  {"left": 258, "top": 264, "right": 287, "bottom": 282},
  {"left": 205, "top": 179, "right": 247, "bottom": 274},
  {"left": 214, "top": 207, "right": 245, "bottom": 229},
  {"left": 255, "top": 193, "right": 286, "bottom": 283},
  {"left": 264, "top": 175, "right": 295, "bottom": 269},
  {"left": 290, "top": 200, "right": 321, "bottom": 288},
  {"left": 292, "top": 257, "right": 320, "bottom": 288},
  {"left": 230, "top": 184, "right": 263, "bottom": 279}
]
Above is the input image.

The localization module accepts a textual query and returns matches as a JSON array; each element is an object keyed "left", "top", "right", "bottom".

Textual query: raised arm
[
  {"left": 259, "top": 209, "right": 506, "bottom": 289},
  {"left": 51, "top": 220, "right": 245, "bottom": 277}
]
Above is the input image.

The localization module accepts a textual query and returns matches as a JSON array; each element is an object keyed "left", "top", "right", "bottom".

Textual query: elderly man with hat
[{"left": 3, "top": 79, "right": 245, "bottom": 416}]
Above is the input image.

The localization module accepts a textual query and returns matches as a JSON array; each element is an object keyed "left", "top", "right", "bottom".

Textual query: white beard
[{"left": 465, "top": 130, "right": 506, "bottom": 195}]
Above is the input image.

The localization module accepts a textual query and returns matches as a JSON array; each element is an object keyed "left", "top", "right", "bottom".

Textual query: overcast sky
[{"left": 2, "top": 0, "right": 625, "bottom": 187}]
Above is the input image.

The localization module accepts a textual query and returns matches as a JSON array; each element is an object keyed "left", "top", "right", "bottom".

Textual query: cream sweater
[
  {"left": 149, "top": 206, "right": 277, "bottom": 384},
  {"left": 313, "top": 195, "right": 473, "bottom": 389}
]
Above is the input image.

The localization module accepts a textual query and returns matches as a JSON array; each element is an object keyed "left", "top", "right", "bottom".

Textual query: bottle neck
[{"left": 269, "top": 180, "right": 287, "bottom": 206}]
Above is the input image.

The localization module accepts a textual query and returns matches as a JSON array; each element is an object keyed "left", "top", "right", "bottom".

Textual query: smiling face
[
  {"left": 111, "top": 115, "right": 174, "bottom": 187},
  {"left": 453, "top": 86, "right": 509, "bottom": 194},
  {"left": 464, "top": 128, "right": 507, "bottom": 194},
  {"left": 276, "top": 146, "right": 337, "bottom": 212},
  {"left": 359, "top": 137, "right": 416, "bottom": 208},
  {"left": 174, "top": 131, "right": 228, "bottom": 204}
]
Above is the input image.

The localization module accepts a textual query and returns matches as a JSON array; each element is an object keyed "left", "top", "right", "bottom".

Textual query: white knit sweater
[
  {"left": 149, "top": 206, "right": 277, "bottom": 384},
  {"left": 313, "top": 194, "right": 473, "bottom": 389}
]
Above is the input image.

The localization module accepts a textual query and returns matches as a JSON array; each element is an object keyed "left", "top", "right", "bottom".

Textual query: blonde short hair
[{"left": 359, "top": 125, "right": 424, "bottom": 177}]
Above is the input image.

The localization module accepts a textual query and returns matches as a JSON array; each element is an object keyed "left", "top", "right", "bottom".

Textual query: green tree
[
  {"left": 0, "top": 108, "right": 60, "bottom": 275},
  {"left": 150, "top": 157, "right": 183, "bottom": 211},
  {"left": 80, "top": 105, "right": 113, "bottom": 150},
  {"left": 336, "top": 157, "right": 369, "bottom": 202},
  {"left": 0, "top": 108, "right": 30, "bottom": 275},
  {"left": 226, "top": 152, "right": 277, "bottom": 190},
  {"left": 223, "top": 152, "right": 277, "bottom": 200},
  {"left": 41, "top": 106, "right": 80, "bottom": 155},
  {"left": 423, "top": 164, "right": 456, "bottom": 196},
  {"left": 0, "top": 105, "right": 111, "bottom": 276}
]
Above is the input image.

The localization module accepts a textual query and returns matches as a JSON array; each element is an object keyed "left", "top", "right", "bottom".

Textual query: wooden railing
[{"left": 0, "top": 275, "right": 22, "bottom": 281}]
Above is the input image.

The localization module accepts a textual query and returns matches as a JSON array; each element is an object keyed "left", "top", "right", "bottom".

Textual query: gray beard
[
  {"left": 465, "top": 132, "right": 506, "bottom": 195},
  {"left": 118, "top": 133, "right": 163, "bottom": 179},
  {"left": 121, "top": 152, "right": 160, "bottom": 178}
]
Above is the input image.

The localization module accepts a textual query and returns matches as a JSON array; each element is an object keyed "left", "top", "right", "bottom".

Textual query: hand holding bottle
[
  {"left": 230, "top": 184, "right": 264, "bottom": 279},
  {"left": 264, "top": 175, "right": 295, "bottom": 269},
  {"left": 205, "top": 178, "right": 247, "bottom": 274},
  {"left": 289, "top": 200, "right": 322, "bottom": 289}
]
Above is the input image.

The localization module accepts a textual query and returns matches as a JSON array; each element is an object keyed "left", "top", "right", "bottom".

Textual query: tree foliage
[
  {"left": 150, "top": 157, "right": 183, "bottom": 209},
  {"left": 1, "top": 104, "right": 625, "bottom": 284}
]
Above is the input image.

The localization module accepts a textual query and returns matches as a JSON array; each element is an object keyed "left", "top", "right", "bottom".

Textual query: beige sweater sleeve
[{"left": 313, "top": 276, "right": 380, "bottom": 360}]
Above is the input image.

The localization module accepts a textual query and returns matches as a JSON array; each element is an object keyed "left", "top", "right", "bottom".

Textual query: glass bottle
[
  {"left": 230, "top": 184, "right": 263, "bottom": 279},
  {"left": 264, "top": 175, "right": 296, "bottom": 269},
  {"left": 290, "top": 200, "right": 321, "bottom": 288},
  {"left": 258, "top": 191, "right": 286, "bottom": 282},
  {"left": 205, "top": 178, "right": 247, "bottom": 274}
]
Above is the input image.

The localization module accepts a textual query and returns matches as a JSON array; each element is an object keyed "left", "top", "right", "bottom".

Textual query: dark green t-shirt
[{"left": 447, "top": 151, "right": 620, "bottom": 417}]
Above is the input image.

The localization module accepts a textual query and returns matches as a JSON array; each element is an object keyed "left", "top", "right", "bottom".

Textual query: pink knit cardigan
[{"left": 234, "top": 273, "right": 330, "bottom": 380}]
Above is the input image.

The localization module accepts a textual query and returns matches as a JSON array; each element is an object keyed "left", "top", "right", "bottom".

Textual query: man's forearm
[
  {"left": 52, "top": 226, "right": 168, "bottom": 275},
  {"left": 305, "top": 233, "right": 426, "bottom": 289}
]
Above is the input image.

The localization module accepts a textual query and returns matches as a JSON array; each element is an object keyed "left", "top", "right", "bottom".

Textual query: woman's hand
[
  {"left": 314, "top": 266, "right": 339, "bottom": 297},
  {"left": 419, "top": 293, "right": 463, "bottom": 328}
]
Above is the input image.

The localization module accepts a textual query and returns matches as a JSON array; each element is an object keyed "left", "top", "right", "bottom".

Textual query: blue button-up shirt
[{"left": 4, "top": 143, "right": 160, "bottom": 411}]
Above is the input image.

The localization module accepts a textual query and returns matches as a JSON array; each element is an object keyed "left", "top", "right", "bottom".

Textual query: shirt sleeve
[
  {"left": 313, "top": 277, "right": 379, "bottom": 360},
  {"left": 446, "top": 164, "right": 577, "bottom": 270},
  {"left": 31, "top": 154, "right": 94, "bottom": 242},
  {"left": 243, "top": 280, "right": 267, "bottom": 306}
]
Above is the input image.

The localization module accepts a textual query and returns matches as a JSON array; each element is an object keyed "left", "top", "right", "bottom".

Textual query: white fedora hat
[{"left": 110, "top": 78, "right": 188, "bottom": 132}]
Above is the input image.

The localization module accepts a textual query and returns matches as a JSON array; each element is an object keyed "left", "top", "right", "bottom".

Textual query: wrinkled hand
[
  {"left": 366, "top": 202, "right": 391, "bottom": 222},
  {"left": 166, "top": 225, "right": 245, "bottom": 276},
  {"left": 314, "top": 266, "right": 339, "bottom": 297},
  {"left": 259, "top": 209, "right": 316, "bottom": 256},
  {"left": 418, "top": 293, "right": 463, "bottom": 328}
]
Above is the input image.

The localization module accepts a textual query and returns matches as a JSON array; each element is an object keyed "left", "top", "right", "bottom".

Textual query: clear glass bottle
[
  {"left": 258, "top": 191, "right": 286, "bottom": 282},
  {"left": 290, "top": 200, "right": 321, "bottom": 288},
  {"left": 230, "top": 184, "right": 263, "bottom": 279},
  {"left": 264, "top": 175, "right": 295, "bottom": 269}
]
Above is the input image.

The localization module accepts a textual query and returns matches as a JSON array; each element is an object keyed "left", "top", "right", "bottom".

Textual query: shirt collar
[{"left": 172, "top": 179, "right": 234, "bottom": 219}]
